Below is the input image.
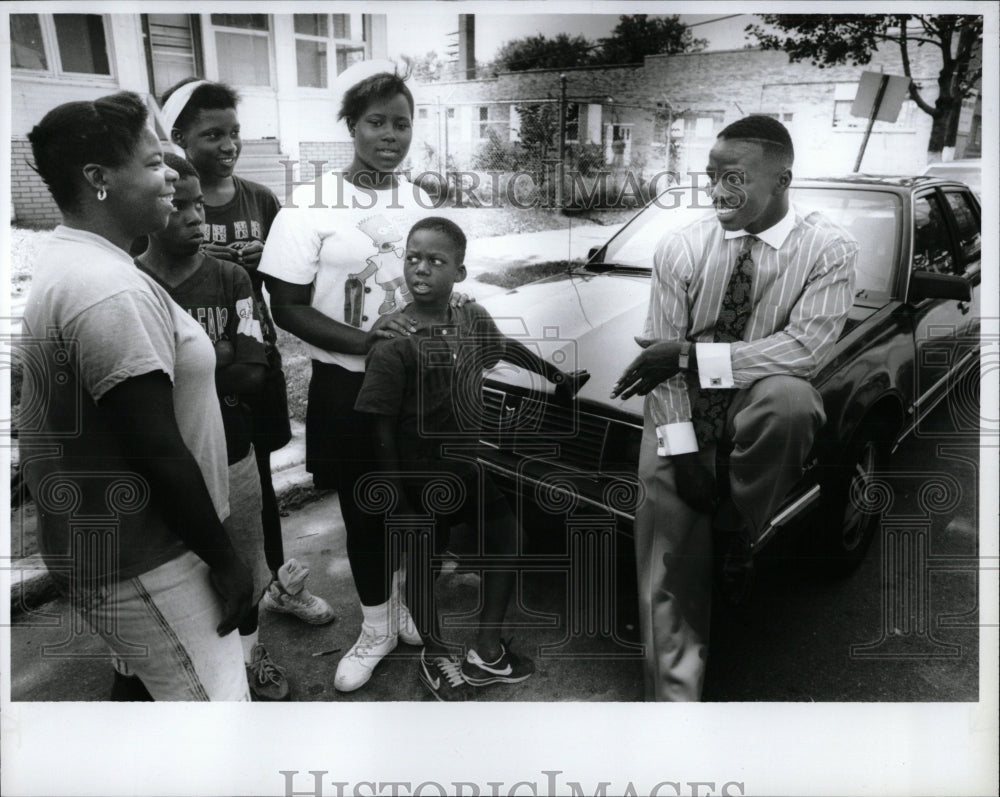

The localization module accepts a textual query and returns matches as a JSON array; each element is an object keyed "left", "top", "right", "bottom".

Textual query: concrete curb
[{"left": 8, "top": 423, "right": 315, "bottom": 620}]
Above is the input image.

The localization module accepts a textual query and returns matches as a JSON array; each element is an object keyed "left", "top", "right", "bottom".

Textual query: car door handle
[{"left": 958, "top": 301, "right": 970, "bottom": 314}]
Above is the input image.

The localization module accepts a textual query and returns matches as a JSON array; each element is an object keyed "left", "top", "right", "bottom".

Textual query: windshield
[{"left": 600, "top": 186, "right": 903, "bottom": 297}]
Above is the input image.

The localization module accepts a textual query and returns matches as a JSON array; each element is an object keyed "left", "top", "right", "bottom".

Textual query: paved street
[{"left": 7, "top": 385, "right": 983, "bottom": 703}]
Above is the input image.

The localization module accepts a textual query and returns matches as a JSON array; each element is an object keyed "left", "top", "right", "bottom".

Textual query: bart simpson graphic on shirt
[{"left": 345, "top": 215, "right": 411, "bottom": 325}]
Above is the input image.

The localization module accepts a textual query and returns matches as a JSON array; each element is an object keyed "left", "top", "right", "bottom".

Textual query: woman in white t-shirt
[
  {"left": 260, "top": 66, "right": 468, "bottom": 693},
  {"left": 21, "top": 92, "right": 253, "bottom": 700}
]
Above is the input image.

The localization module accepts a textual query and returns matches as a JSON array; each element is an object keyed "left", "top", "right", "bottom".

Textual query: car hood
[
  {"left": 480, "top": 270, "right": 651, "bottom": 416},
  {"left": 480, "top": 270, "right": 887, "bottom": 416}
]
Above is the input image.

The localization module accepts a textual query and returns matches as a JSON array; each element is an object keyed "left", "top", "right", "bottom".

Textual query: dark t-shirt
[
  {"left": 202, "top": 176, "right": 282, "bottom": 352},
  {"left": 354, "top": 302, "right": 505, "bottom": 466},
  {"left": 138, "top": 254, "right": 267, "bottom": 464}
]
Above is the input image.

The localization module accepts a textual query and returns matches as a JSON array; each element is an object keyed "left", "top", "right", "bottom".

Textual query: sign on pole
[{"left": 851, "top": 71, "right": 912, "bottom": 171}]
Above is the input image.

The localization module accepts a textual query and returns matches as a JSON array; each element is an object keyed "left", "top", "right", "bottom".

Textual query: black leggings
[
  {"left": 255, "top": 446, "right": 285, "bottom": 575},
  {"left": 307, "top": 361, "right": 393, "bottom": 606}
]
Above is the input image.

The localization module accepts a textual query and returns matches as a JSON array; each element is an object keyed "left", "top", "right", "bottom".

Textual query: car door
[{"left": 906, "top": 188, "right": 978, "bottom": 430}]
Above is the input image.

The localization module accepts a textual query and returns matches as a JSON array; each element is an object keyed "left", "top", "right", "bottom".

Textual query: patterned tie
[{"left": 691, "top": 235, "right": 756, "bottom": 448}]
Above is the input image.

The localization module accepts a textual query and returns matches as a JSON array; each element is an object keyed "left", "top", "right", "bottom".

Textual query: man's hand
[
  {"left": 209, "top": 552, "right": 254, "bottom": 636},
  {"left": 553, "top": 369, "right": 591, "bottom": 402},
  {"left": 611, "top": 338, "right": 682, "bottom": 400},
  {"left": 673, "top": 451, "right": 717, "bottom": 514}
]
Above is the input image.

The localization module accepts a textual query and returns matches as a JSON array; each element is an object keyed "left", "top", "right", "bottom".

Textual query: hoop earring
[{"left": 97, "top": 186, "right": 107, "bottom": 202}]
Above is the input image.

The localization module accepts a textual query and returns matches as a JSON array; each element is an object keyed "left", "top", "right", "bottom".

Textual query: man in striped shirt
[{"left": 613, "top": 116, "right": 858, "bottom": 701}]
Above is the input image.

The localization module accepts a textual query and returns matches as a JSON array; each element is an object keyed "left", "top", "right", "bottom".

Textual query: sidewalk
[{"left": 7, "top": 222, "right": 624, "bottom": 614}]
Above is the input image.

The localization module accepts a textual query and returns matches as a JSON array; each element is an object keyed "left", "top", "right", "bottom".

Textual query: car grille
[{"left": 480, "top": 386, "right": 638, "bottom": 473}]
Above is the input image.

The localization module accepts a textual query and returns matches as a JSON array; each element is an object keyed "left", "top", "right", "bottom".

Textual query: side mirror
[
  {"left": 587, "top": 245, "right": 601, "bottom": 261},
  {"left": 907, "top": 270, "right": 972, "bottom": 303}
]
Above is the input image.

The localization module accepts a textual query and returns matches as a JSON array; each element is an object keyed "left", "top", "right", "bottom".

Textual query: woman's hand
[
  {"left": 209, "top": 551, "right": 255, "bottom": 636},
  {"left": 364, "top": 311, "right": 419, "bottom": 350},
  {"left": 450, "top": 291, "right": 476, "bottom": 307},
  {"left": 202, "top": 242, "right": 238, "bottom": 263},
  {"left": 231, "top": 240, "right": 264, "bottom": 269}
]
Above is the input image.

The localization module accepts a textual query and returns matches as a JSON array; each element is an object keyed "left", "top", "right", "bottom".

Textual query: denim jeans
[{"left": 87, "top": 550, "right": 249, "bottom": 701}]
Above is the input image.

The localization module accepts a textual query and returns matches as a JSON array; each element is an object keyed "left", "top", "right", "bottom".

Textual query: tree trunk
[{"left": 926, "top": 107, "right": 949, "bottom": 162}]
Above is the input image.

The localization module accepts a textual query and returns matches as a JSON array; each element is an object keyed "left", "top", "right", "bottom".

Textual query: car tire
[{"left": 818, "top": 424, "right": 889, "bottom": 576}]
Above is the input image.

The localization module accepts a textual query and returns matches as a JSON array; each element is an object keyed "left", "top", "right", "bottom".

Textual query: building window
[
  {"left": 293, "top": 13, "right": 366, "bottom": 88},
  {"left": 565, "top": 102, "right": 579, "bottom": 143},
  {"left": 210, "top": 14, "right": 271, "bottom": 86},
  {"left": 447, "top": 107, "right": 456, "bottom": 119},
  {"left": 10, "top": 13, "right": 112, "bottom": 76},
  {"left": 417, "top": 108, "right": 429, "bottom": 120}
]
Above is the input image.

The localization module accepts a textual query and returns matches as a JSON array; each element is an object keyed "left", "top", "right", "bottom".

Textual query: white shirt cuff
[
  {"left": 696, "top": 342, "right": 734, "bottom": 388},
  {"left": 656, "top": 422, "right": 699, "bottom": 456}
]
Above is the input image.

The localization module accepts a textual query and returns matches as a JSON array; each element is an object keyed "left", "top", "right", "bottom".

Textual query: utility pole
[{"left": 556, "top": 73, "right": 567, "bottom": 210}]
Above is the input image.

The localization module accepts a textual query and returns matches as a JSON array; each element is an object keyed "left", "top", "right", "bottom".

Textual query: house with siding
[{"left": 9, "top": 11, "right": 386, "bottom": 225}]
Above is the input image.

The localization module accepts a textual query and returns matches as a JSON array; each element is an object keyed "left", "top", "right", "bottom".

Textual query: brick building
[
  {"left": 409, "top": 43, "right": 980, "bottom": 182},
  {"left": 8, "top": 11, "right": 385, "bottom": 225}
]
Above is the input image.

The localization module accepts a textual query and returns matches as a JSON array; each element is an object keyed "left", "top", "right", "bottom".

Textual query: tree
[
  {"left": 746, "top": 14, "right": 983, "bottom": 161},
  {"left": 494, "top": 33, "right": 595, "bottom": 72},
  {"left": 404, "top": 51, "right": 448, "bottom": 83},
  {"left": 597, "top": 15, "right": 707, "bottom": 65}
]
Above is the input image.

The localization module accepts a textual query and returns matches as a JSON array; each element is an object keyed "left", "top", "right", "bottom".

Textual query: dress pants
[{"left": 634, "top": 375, "right": 825, "bottom": 701}]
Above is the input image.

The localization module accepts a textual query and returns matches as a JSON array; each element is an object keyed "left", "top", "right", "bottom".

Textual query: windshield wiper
[{"left": 584, "top": 261, "right": 650, "bottom": 274}]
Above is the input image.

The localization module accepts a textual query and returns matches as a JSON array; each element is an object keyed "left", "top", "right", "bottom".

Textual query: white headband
[{"left": 160, "top": 79, "right": 209, "bottom": 143}]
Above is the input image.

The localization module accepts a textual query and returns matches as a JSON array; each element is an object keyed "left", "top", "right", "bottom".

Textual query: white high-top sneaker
[{"left": 334, "top": 601, "right": 397, "bottom": 692}]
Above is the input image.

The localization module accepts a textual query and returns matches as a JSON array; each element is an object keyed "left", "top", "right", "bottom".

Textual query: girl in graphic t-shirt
[{"left": 259, "top": 63, "right": 472, "bottom": 694}]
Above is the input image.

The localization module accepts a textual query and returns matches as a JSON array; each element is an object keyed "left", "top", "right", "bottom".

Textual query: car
[
  {"left": 472, "top": 176, "right": 982, "bottom": 575},
  {"left": 921, "top": 159, "right": 981, "bottom": 197}
]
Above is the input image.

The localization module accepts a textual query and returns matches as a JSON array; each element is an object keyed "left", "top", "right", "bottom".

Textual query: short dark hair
[
  {"left": 408, "top": 216, "right": 467, "bottom": 264},
  {"left": 163, "top": 152, "right": 200, "bottom": 181},
  {"left": 161, "top": 78, "right": 240, "bottom": 133},
  {"left": 718, "top": 115, "right": 794, "bottom": 166},
  {"left": 28, "top": 91, "right": 149, "bottom": 211},
  {"left": 338, "top": 70, "right": 414, "bottom": 126}
]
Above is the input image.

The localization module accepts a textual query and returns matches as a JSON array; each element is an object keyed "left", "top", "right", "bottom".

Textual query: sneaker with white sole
[
  {"left": 461, "top": 640, "right": 534, "bottom": 686},
  {"left": 419, "top": 650, "right": 473, "bottom": 701},
  {"left": 334, "top": 625, "right": 398, "bottom": 692},
  {"left": 261, "top": 559, "right": 335, "bottom": 625},
  {"left": 246, "top": 644, "right": 291, "bottom": 701}
]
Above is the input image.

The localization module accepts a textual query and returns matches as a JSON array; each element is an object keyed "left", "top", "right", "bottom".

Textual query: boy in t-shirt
[
  {"left": 137, "top": 154, "right": 289, "bottom": 700},
  {"left": 354, "top": 217, "right": 590, "bottom": 700},
  {"left": 161, "top": 77, "right": 333, "bottom": 624}
]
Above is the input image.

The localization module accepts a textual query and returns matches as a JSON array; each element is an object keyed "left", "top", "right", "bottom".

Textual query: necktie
[{"left": 691, "top": 235, "right": 756, "bottom": 448}]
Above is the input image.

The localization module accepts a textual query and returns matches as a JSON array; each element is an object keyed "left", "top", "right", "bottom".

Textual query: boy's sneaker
[
  {"left": 462, "top": 640, "right": 534, "bottom": 686},
  {"left": 419, "top": 650, "right": 473, "bottom": 701},
  {"left": 261, "top": 559, "right": 335, "bottom": 625},
  {"left": 246, "top": 644, "right": 290, "bottom": 701},
  {"left": 334, "top": 625, "right": 397, "bottom": 692}
]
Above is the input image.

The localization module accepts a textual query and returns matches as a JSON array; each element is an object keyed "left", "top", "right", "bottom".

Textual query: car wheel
[{"left": 819, "top": 425, "right": 889, "bottom": 576}]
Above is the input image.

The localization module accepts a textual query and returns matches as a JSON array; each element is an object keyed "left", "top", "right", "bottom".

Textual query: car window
[
  {"left": 942, "top": 190, "right": 981, "bottom": 270},
  {"left": 912, "top": 194, "right": 957, "bottom": 275},
  {"left": 602, "top": 185, "right": 902, "bottom": 298},
  {"left": 791, "top": 188, "right": 901, "bottom": 297},
  {"left": 601, "top": 187, "right": 711, "bottom": 269}
]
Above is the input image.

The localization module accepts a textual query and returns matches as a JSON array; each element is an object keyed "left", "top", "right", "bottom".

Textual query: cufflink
[{"left": 710, "top": 377, "right": 723, "bottom": 387}]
